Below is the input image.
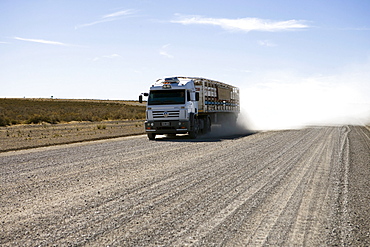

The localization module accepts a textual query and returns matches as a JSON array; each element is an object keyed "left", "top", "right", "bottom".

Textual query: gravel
[{"left": 0, "top": 125, "right": 369, "bottom": 246}]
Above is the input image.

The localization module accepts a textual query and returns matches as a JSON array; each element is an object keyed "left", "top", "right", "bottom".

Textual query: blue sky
[{"left": 1, "top": 0, "right": 370, "bottom": 128}]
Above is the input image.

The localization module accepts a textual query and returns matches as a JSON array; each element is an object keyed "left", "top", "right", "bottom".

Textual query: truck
[{"left": 139, "top": 76, "right": 240, "bottom": 140}]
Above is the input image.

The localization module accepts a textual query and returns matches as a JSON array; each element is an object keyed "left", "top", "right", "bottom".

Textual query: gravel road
[{"left": 1, "top": 126, "right": 369, "bottom": 246}]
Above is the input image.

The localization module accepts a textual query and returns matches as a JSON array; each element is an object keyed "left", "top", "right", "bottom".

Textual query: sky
[{"left": 1, "top": 0, "right": 370, "bottom": 129}]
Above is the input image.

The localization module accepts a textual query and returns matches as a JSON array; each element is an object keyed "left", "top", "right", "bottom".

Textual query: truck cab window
[{"left": 148, "top": 90, "right": 186, "bottom": 105}]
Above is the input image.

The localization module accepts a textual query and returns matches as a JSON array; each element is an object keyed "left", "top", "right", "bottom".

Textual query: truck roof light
[
  {"left": 162, "top": 84, "right": 172, "bottom": 89},
  {"left": 164, "top": 77, "right": 180, "bottom": 83}
]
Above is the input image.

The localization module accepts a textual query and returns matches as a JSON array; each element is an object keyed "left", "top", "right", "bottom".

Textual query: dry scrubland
[
  {"left": 0, "top": 98, "right": 145, "bottom": 125},
  {"left": 0, "top": 98, "right": 146, "bottom": 151}
]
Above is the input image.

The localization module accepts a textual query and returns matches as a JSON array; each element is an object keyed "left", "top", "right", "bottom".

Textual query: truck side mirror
[
  {"left": 139, "top": 95, "right": 143, "bottom": 103},
  {"left": 195, "top": 92, "right": 200, "bottom": 101}
]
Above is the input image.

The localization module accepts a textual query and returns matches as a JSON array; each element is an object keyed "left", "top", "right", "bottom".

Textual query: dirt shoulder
[{"left": 0, "top": 120, "right": 145, "bottom": 152}]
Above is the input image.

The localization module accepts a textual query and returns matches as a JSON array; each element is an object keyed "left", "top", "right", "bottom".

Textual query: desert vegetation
[{"left": 0, "top": 98, "right": 145, "bottom": 126}]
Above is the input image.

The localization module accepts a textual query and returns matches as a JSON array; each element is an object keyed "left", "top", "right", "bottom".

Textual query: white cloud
[
  {"left": 159, "top": 44, "right": 174, "bottom": 58},
  {"left": 13, "top": 37, "right": 70, "bottom": 46},
  {"left": 103, "top": 54, "right": 121, "bottom": 58},
  {"left": 172, "top": 15, "right": 309, "bottom": 32},
  {"left": 76, "top": 9, "right": 137, "bottom": 29},
  {"left": 75, "top": 19, "right": 112, "bottom": 29},
  {"left": 93, "top": 54, "right": 121, "bottom": 61},
  {"left": 258, "top": 40, "right": 277, "bottom": 47},
  {"left": 102, "top": 9, "right": 136, "bottom": 19}
]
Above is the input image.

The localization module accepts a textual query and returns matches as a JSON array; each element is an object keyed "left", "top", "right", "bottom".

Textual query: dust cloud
[
  {"left": 238, "top": 66, "right": 370, "bottom": 131},
  {"left": 204, "top": 121, "right": 253, "bottom": 139}
]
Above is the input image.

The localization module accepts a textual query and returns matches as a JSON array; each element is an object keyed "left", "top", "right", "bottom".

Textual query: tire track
[
  {"left": 174, "top": 128, "right": 326, "bottom": 246},
  {"left": 224, "top": 128, "right": 333, "bottom": 246},
  {"left": 283, "top": 127, "right": 338, "bottom": 246},
  {"left": 346, "top": 126, "right": 370, "bottom": 245}
]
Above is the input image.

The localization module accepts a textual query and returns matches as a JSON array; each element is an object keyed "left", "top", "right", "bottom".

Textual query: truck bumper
[{"left": 145, "top": 120, "right": 190, "bottom": 134}]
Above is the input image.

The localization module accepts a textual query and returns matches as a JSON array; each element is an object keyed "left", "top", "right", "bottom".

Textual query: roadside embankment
[{"left": 0, "top": 120, "right": 145, "bottom": 152}]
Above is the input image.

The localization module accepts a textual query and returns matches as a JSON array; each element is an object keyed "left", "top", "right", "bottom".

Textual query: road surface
[{"left": 1, "top": 126, "right": 369, "bottom": 246}]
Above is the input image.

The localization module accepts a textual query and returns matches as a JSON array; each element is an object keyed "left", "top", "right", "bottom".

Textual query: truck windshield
[{"left": 148, "top": 90, "right": 185, "bottom": 105}]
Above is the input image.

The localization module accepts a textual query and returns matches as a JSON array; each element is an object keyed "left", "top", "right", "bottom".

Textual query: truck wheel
[
  {"left": 189, "top": 114, "right": 198, "bottom": 139},
  {"left": 147, "top": 133, "right": 156, "bottom": 140},
  {"left": 205, "top": 116, "right": 211, "bottom": 134},
  {"left": 188, "top": 130, "right": 197, "bottom": 139}
]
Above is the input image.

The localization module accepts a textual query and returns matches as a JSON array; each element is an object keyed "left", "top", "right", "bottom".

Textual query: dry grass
[
  {"left": 0, "top": 120, "right": 145, "bottom": 152},
  {"left": 0, "top": 98, "right": 145, "bottom": 126}
]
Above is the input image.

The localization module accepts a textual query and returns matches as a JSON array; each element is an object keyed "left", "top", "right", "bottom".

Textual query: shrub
[
  {"left": 0, "top": 115, "right": 10, "bottom": 126},
  {"left": 97, "top": 124, "right": 106, "bottom": 129},
  {"left": 26, "top": 114, "right": 50, "bottom": 124}
]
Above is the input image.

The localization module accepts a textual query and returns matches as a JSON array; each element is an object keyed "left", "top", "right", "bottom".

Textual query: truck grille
[{"left": 152, "top": 110, "right": 180, "bottom": 119}]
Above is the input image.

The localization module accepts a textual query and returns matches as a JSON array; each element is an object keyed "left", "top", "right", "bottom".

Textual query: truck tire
[
  {"left": 147, "top": 133, "right": 156, "bottom": 140},
  {"left": 189, "top": 113, "right": 198, "bottom": 139},
  {"left": 188, "top": 130, "right": 197, "bottom": 139},
  {"left": 205, "top": 116, "right": 211, "bottom": 134}
]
